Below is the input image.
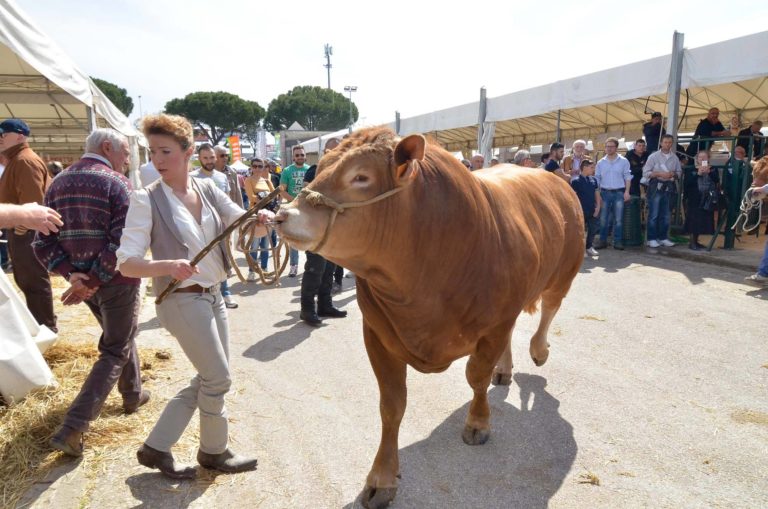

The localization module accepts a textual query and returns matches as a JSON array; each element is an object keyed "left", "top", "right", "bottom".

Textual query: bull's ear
[{"left": 394, "top": 134, "right": 426, "bottom": 179}]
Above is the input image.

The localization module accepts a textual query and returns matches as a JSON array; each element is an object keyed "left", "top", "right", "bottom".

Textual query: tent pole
[
  {"left": 477, "top": 87, "right": 487, "bottom": 161},
  {"left": 86, "top": 105, "right": 95, "bottom": 133},
  {"left": 666, "top": 31, "right": 684, "bottom": 142},
  {"left": 556, "top": 110, "right": 561, "bottom": 143},
  {"left": 395, "top": 111, "right": 401, "bottom": 136}
]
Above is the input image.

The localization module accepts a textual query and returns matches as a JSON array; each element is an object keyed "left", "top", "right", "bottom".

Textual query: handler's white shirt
[{"left": 116, "top": 179, "right": 243, "bottom": 288}]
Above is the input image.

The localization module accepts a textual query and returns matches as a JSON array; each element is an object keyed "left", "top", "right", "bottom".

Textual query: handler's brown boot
[
  {"left": 50, "top": 425, "right": 83, "bottom": 457},
  {"left": 137, "top": 444, "right": 196, "bottom": 479},
  {"left": 197, "top": 448, "right": 258, "bottom": 473}
]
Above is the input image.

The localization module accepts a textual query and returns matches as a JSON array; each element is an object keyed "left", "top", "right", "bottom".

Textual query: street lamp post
[{"left": 344, "top": 85, "right": 357, "bottom": 133}]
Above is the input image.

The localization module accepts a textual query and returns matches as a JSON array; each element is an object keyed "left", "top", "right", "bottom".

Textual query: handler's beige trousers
[{"left": 147, "top": 290, "right": 231, "bottom": 454}]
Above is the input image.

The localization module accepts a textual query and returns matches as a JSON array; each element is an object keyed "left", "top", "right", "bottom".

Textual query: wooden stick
[{"left": 155, "top": 188, "right": 282, "bottom": 304}]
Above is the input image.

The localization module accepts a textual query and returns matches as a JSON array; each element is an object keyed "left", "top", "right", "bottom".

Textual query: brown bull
[{"left": 275, "top": 127, "right": 583, "bottom": 508}]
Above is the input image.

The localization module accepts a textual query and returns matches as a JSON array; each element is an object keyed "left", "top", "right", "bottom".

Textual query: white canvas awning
[
  {"left": 390, "top": 31, "right": 768, "bottom": 152},
  {"left": 0, "top": 0, "right": 142, "bottom": 161}
]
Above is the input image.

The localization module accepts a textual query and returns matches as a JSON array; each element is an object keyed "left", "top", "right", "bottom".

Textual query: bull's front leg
[
  {"left": 464, "top": 331, "right": 508, "bottom": 445},
  {"left": 361, "top": 325, "right": 407, "bottom": 509}
]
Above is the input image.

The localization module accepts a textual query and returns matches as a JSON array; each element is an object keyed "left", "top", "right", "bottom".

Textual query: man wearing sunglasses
[{"left": 213, "top": 146, "right": 244, "bottom": 208}]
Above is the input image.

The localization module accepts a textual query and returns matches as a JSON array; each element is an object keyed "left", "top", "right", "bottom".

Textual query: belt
[
  {"left": 601, "top": 188, "right": 625, "bottom": 192},
  {"left": 173, "top": 284, "right": 213, "bottom": 294}
]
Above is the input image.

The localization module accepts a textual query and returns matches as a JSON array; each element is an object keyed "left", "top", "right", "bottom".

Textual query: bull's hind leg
[
  {"left": 530, "top": 290, "right": 565, "bottom": 366},
  {"left": 360, "top": 325, "right": 406, "bottom": 509},
  {"left": 463, "top": 332, "right": 508, "bottom": 445},
  {"left": 491, "top": 327, "right": 514, "bottom": 386}
]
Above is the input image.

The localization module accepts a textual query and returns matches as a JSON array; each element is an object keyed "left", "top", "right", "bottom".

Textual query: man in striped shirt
[{"left": 33, "top": 128, "right": 149, "bottom": 457}]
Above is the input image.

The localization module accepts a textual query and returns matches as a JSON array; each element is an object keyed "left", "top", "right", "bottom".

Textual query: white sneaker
[
  {"left": 288, "top": 265, "right": 298, "bottom": 277},
  {"left": 247, "top": 272, "right": 257, "bottom": 282},
  {"left": 647, "top": 239, "right": 660, "bottom": 248},
  {"left": 659, "top": 239, "right": 675, "bottom": 247},
  {"left": 586, "top": 247, "right": 599, "bottom": 256},
  {"left": 344, "top": 271, "right": 354, "bottom": 278},
  {"left": 224, "top": 295, "right": 238, "bottom": 309}
]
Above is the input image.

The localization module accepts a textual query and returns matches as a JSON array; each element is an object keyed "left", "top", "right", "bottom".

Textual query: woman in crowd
[
  {"left": 684, "top": 149, "right": 719, "bottom": 251},
  {"left": 116, "top": 114, "right": 272, "bottom": 479},
  {"left": 243, "top": 157, "right": 279, "bottom": 281}
]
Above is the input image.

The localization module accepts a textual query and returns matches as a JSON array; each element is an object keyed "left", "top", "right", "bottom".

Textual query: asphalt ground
[{"left": 20, "top": 248, "right": 768, "bottom": 508}]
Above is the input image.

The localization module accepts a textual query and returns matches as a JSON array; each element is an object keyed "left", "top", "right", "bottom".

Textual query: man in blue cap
[{"left": 0, "top": 118, "right": 56, "bottom": 331}]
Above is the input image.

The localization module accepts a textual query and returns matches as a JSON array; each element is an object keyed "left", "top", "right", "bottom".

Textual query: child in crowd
[{"left": 571, "top": 159, "right": 601, "bottom": 257}]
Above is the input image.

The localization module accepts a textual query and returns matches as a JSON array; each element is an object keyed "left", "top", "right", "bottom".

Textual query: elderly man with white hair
[
  {"left": 33, "top": 128, "right": 149, "bottom": 457},
  {"left": 513, "top": 149, "right": 535, "bottom": 167},
  {"left": 562, "top": 139, "right": 588, "bottom": 180}
]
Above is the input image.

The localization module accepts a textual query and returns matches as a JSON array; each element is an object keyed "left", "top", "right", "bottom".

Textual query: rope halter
[{"left": 296, "top": 185, "right": 406, "bottom": 253}]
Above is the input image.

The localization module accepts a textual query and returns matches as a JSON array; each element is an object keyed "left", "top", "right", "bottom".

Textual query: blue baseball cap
[{"left": 0, "top": 118, "right": 30, "bottom": 136}]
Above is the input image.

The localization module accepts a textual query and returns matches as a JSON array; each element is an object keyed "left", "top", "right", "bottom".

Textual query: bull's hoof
[
  {"left": 491, "top": 372, "right": 512, "bottom": 386},
  {"left": 462, "top": 425, "right": 490, "bottom": 445},
  {"left": 361, "top": 485, "right": 397, "bottom": 509},
  {"left": 530, "top": 345, "right": 549, "bottom": 367}
]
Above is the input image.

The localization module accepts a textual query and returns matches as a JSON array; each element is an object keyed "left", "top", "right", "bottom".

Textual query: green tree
[
  {"left": 91, "top": 77, "right": 134, "bottom": 116},
  {"left": 164, "top": 91, "right": 265, "bottom": 144},
  {"left": 264, "top": 86, "right": 357, "bottom": 132}
]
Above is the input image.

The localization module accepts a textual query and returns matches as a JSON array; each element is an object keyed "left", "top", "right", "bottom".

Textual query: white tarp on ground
[
  {"left": 0, "top": 270, "right": 55, "bottom": 403},
  {"left": 0, "top": 0, "right": 142, "bottom": 160},
  {"left": 389, "top": 31, "right": 768, "bottom": 152}
]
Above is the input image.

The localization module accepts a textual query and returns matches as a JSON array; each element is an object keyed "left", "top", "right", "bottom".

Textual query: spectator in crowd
[
  {"left": 570, "top": 159, "right": 600, "bottom": 257},
  {"left": 688, "top": 108, "right": 728, "bottom": 156},
  {"left": 298, "top": 164, "right": 347, "bottom": 326},
  {"left": 117, "top": 114, "right": 267, "bottom": 479},
  {"left": 191, "top": 143, "right": 238, "bottom": 308},
  {"left": 490, "top": 157, "right": 500, "bottom": 167},
  {"left": 243, "top": 157, "right": 278, "bottom": 282},
  {"left": 626, "top": 139, "right": 648, "bottom": 197},
  {"left": 460, "top": 159, "right": 471, "bottom": 169},
  {"left": 540, "top": 153, "right": 550, "bottom": 168},
  {"left": 643, "top": 112, "right": 666, "bottom": 153},
  {"left": 642, "top": 134, "right": 681, "bottom": 248},
  {"left": 562, "top": 140, "right": 588, "bottom": 180},
  {"left": 0, "top": 118, "right": 56, "bottom": 331},
  {"left": 544, "top": 142, "right": 570, "bottom": 183},
  {"left": 0, "top": 153, "right": 8, "bottom": 271},
  {"left": 280, "top": 145, "right": 310, "bottom": 277},
  {"left": 139, "top": 156, "right": 160, "bottom": 188},
  {"left": 321, "top": 138, "right": 346, "bottom": 294},
  {"left": 684, "top": 149, "right": 719, "bottom": 250},
  {"left": 595, "top": 137, "right": 631, "bottom": 250},
  {"left": 267, "top": 159, "right": 281, "bottom": 189},
  {"left": 470, "top": 154, "right": 485, "bottom": 171},
  {"left": 744, "top": 158, "right": 768, "bottom": 285},
  {"left": 513, "top": 149, "right": 535, "bottom": 167},
  {"left": 33, "top": 128, "right": 148, "bottom": 457},
  {"left": 47, "top": 161, "right": 63, "bottom": 178},
  {"left": 213, "top": 146, "right": 244, "bottom": 208},
  {"left": 736, "top": 120, "right": 764, "bottom": 160}
]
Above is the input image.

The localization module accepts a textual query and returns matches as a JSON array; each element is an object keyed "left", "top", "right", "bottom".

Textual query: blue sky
[{"left": 17, "top": 0, "right": 768, "bottom": 128}]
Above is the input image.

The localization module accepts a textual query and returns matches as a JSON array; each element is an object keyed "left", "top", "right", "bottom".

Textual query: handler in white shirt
[{"left": 116, "top": 114, "right": 271, "bottom": 480}]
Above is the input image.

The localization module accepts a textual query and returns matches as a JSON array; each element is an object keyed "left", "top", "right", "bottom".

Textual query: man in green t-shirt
[{"left": 279, "top": 145, "right": 309, "bottom": 276}]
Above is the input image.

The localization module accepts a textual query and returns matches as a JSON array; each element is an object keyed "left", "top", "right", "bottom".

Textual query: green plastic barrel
[{"left": 622, "top": 196, "right": 643, "bottom": 246}]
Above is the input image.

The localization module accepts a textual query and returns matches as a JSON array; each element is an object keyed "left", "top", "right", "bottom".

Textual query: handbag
[{"left": 700, "top": 187, "right": 719, "bottom": 212}]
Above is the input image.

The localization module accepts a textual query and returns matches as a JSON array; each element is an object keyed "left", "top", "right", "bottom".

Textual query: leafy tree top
[
  {"left": 164, "top": 91, "right": 265, "bottom": 144},
  {"left": 265, "top": 86, "right": 357, "bottom": 132},
  {"left": 92, "top": 77, "right": 133, "bottom": 117}
]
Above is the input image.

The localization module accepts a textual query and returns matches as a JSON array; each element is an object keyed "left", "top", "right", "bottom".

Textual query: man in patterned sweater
[{"left": 33, "top": 128, "right": 149, "bottom": 457}]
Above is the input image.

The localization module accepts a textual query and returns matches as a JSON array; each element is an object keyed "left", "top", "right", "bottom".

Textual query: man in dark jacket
[
  {"left": 643, "top": 112, "right": 666, "bottom": 154},
  {"left": 736, "top": 120, "right": 764, "bottom": 160},
  {"left": 0, "top": 118, "right": 56, "bottom": 331}
]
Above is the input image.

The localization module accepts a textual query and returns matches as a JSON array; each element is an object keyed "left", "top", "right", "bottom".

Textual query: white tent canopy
[
  {"left": 299, "top": 127, "right": 351, "bottom": 155},
  {"left": 0, "top": 0, "right": 142, "bottom": 162},
  {"left": 389, "top": 31, "right": 768, "bottom": 152}
]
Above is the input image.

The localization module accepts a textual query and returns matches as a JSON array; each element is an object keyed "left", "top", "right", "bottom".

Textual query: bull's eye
[{"left": 353, "top": 174, "right": 369, "bottom": 183}]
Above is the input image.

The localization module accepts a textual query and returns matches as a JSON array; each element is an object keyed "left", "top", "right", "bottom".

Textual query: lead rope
[
  {"left": 730, "top": 188, "right": 764, "bottom": 234},
  {"left": 231, "top": 220, "right": 290, "bottom": 286},
  {"left": 298, "top": 186, "right": 406, "bottom": 252}
]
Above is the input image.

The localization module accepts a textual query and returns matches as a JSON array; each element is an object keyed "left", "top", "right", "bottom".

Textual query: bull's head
[{"left": 274, "top": 128, "right": 425, "bottom": 270}]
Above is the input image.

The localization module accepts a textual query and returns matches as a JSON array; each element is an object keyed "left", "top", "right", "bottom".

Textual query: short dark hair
[
  {"left": 197, "top": 142, "right": 214, "bottom": 154},
  {"left": 635, "top": 139, "right": 646, "bottom": 145},
  {"left": 605, "top": 137, "right": 619, "bottom": 148},
  {"left": 549, "top": 142, "right": 564, "bottom": 154},
  {"left": 661, "top": 134, "right": 674, "bottom": 142},
  {"left": 581, "top": 159, "right": 594, "bottom": 168},
  {"left": 292, "top": 144, "right": 305, "bottom": 154}
]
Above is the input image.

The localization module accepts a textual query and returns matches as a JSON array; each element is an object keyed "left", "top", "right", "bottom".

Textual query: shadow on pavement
[
  {"left": 138, "top": 315, "right": 162, "bottom": 332},
  {"left": 125, "top": 470, "right": 217, "bottom": 508},
  {"left": 345, "top": 373, "right": 576, "bottom": 509},
  {"left": 242, "top": 321, "right": 315, "bottom": 362}
]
